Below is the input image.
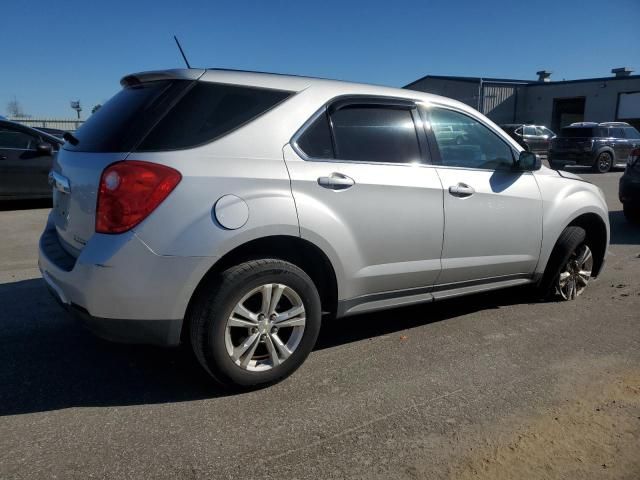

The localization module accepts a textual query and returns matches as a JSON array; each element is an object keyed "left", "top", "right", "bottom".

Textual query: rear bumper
[
  {"left": 548, "top": 151, "right": 594, "bottom": 167},
  {"left": 38, "top": 215, "right": 215, "bottom": 346},
  {"left": 619, "top": 171, "right": 640, "bottom": 205}
]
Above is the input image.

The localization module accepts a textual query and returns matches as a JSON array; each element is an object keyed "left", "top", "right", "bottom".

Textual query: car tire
[
  {"left": 623, "top": 203, "right": 640, "bottom": 224},
  {"left": 593, "top": 152, "right": 613, "bottom": 173},
  {"left": 538, "top": 226, "right": 593, "bottom": 301},
  {"left": 189, "top": 259, "right": 322, "bottom": 389}
]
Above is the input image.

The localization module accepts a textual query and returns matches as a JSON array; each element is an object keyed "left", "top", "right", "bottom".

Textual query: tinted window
[
  {"left": 623, "top": 127, "right": 640, "bottom": 139},
  {"left": 0, "top": 127, "right": 39, "bottom": 149},
  {"left": 560, "top": 127, "right": 601, "bottom": 138},
  {"left": 138, "top": 83, "right": 292, "bottom": 151},
  {"left": 66, "top": 80, "right": 190, "bottom": 152},
  {"left": 430, "top": 108, "right": 514, "bottom": 170},
  {"left": 609, "top": 127, "right": 625, "bottom": 138},
  {"left": 330, "top": 106, "right": 421, "bottom": 163},
  {"left": 536, "top": 126, "right": 554, "bottom": 137},
  {"left": 523, "top": 126, "right": 536, "bottom": 135},
  {"left": 296, "top": 111, "right": 334, "bottom": 158}
]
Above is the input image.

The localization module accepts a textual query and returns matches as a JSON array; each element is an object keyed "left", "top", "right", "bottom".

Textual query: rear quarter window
[{"left": 136, "top": 83, "right": 292, "bottom": 151}]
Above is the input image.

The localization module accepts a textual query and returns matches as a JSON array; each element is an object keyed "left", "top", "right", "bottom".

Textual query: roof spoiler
[{"left": 120, "top": 69, "right": 206, "bottom": 87}]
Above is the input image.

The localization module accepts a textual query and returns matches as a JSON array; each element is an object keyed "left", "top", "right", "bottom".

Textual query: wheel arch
[
  {"left": 182, "top": 235, "right": 339, "bottom": 342},
  {"left": 595, "top": 146, "right": 616, "bottom": 162},
  {"left": 566, "top": 212, "right": 608, "bottom": 277}
]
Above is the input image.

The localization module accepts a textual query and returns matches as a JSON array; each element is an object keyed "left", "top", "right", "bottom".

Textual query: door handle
[
  {"left": 318, "top": 173, "right": 355, "bottom": 190},
  {"left": 448, "top": 183, "right": 475, "bottom": 197}
]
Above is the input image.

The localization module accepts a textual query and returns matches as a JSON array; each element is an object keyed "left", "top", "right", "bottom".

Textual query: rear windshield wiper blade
[{"left": 63, "top": 132, "right": 79, "bottom": 146}]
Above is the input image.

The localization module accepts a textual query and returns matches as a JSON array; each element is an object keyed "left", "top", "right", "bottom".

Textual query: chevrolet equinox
[{"left": 40, "top": 69, "right": 610, "bottom": 387}]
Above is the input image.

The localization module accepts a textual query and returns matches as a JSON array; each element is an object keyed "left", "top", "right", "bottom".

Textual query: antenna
[{"left": 173, "top": 35, "right": 192, "bottom": 69}]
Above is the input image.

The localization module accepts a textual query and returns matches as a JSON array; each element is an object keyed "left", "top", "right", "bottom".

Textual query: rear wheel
[
  {"left": 538, "top": 226, "right": 593, "bottom": 301},
  {"left": 623, "top": 203, "right": 640, "bottom": 224},
  {"left": 593, "top": 152, "right": 612, "bottom": 173},
  {"left": 189, "top": 259, "right": 321, "bottom": 388}
]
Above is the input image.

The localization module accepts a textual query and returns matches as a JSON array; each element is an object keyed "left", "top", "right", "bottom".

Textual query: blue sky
[{"left": 2, "top": 0, "right": 639, "bottom": 118}]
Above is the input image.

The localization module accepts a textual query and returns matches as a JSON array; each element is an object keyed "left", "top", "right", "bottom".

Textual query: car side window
[
  {"left": 329, "top": 106, "right": 421, "bottom": 163},
  {"left": 523, "top": 126, "right": 536, "bottom": 136},
  {"left": 610, "top": 127, "right": 625, "bottom": 138},
  {"left": 623, "top": 127, "right": 640, "bottom": 139},
  {"left": 0, "top": 127, "right": 39, "bottom": 150},
  {"left": 429, "top": 108, "right": 514, "bottom": 170},
  {"left": 536, "top": 126, "right": 552, "bottom": 137}
]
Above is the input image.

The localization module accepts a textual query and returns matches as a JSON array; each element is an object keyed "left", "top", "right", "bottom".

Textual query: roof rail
[
  {"left": 599, "top": 121, "right": 630, "bottom": 127},
  {"left": 568, "top": 122, "right": 598, "bottom": 127}
]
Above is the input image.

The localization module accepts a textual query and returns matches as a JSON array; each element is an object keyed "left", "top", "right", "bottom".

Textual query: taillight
[
  {"left": 96, "top": 161, "right": 181, "bottom": 234},
  {"left": 630, "top": 148, "right": 640, "bottom": 167}
]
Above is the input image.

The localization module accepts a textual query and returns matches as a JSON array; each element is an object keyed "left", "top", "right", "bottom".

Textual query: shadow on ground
[
  {"left": 0, "top": 277, "right": 536, "bottom": 416},
  {"left": 0, "top": 198, "right": 51, "bottom": 212},
  {"left": 609, "top": 210, "right": 640, "bottom": 245}
]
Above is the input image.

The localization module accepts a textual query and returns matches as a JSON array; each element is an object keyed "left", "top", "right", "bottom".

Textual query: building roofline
[
  {"left": 403, "top": 75, "right": 535, "bottom": 88},
  {"left": 404, "top": 73, "right": 640, "bottom": 89}
]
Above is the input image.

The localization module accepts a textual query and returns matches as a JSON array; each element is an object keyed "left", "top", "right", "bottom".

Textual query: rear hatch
[
  {"left": 51, "top": 71, "right": 202, "bottom": 256},
  {"left": 51, "top": 68, "right": 295, "bottom": 257},
  {"left": 551, "top": 126, "right": 601, "bottom": 154}
]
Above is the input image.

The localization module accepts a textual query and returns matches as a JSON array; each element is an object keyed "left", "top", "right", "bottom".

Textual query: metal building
[{"left": 404, "top": 68, "right": 640, "bottom": 132}]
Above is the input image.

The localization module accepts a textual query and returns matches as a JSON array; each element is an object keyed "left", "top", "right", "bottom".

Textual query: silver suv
[{"left": 40, "top": 69, "right": 610, "bottom": 388}]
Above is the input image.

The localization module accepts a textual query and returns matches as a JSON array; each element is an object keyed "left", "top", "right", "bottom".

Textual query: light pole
[{"left": 70, "top": 100, "right": 82, "bottom": 120}]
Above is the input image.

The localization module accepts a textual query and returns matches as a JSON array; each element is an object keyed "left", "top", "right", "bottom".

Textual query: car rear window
[
  {"left": 65, "top": 80, "right": 293, "bottom": 153},
  {"left": 65, "top": 80, "right": 191, "bottom": 153},
  {"left": 137, "top": 83, "right": 292, "bottom": 151},
  {"left": 559, "top": 127, "right": 604, "bottom": 138}
]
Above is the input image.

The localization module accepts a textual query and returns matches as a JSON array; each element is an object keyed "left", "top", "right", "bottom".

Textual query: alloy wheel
[
  {"left": 597, "top": 152, "right": 612, "bottom": 173},
  {"left": 224, "top": 283, "right": 306, "bottom": 372},
  {"left": 556, "top": 244, "right": 593, "bottom": 300}
]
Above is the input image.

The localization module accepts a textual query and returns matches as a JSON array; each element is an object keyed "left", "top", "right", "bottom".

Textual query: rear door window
[
  {"left": 609, "top": 127, "right": 625, "bottom": 138},
  {"left": 295, "top": 111, "right": 334, "bottom": 159},
  {"left": 523, "top": 126, "right": 536, "bottom": 136},
  {"left": 329, "top": 106, "right": 421, "bottom": 163}
]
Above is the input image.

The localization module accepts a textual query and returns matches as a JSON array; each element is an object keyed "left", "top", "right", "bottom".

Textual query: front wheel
[
  {"left": 538, "top": 226, "right": 593, "bottom": 301},
  {"left": 555, "top": 243, "right": 593, "bottom": 300},
  {"left": 189, "top": 259, "right": 322, "bottom": 388}
]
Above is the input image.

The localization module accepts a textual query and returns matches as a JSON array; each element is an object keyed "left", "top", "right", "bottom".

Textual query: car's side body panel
[
  {"left": 283, "top": 144, "right": 445, "bottom": 300},
  {"left": 532, "top": 168, "right": 610, "bottom": 277}
]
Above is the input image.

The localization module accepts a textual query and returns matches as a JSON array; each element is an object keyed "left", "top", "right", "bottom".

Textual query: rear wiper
[{"left": 63, "top": 132, "right": 79, "bottom": 146}]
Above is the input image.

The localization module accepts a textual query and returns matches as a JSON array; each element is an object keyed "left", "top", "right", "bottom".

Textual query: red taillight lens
[{"left": 96, "top": 161, "right": 181, "bottom": 234}]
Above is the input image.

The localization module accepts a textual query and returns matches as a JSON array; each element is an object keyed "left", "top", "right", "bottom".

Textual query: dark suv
[
  {"left": 500, "top": 124, "right": 555, "bottom": 155},
  {"left": 619, "top": 147, "right": 640, "bottom": 223},
  {"left": 549, "top": 122, "right": 640, "bottom": 173}
]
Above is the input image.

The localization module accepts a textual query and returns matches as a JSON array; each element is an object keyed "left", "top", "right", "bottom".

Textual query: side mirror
[
  {"left": 36, "top": 143, "right": 53, "bottom": 156},
  {"left": 515, "top": 150, "right": 541, "bottom": 171}
]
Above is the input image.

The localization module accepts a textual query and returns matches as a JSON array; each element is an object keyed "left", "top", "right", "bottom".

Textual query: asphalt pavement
[{"left": 0, "top": 168, "right": 638, "bottom": 479}]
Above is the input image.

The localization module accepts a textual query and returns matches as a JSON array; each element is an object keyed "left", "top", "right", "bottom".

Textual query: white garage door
[{"left": 618, "top": 92, "right": 640, "bottom": 119}]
